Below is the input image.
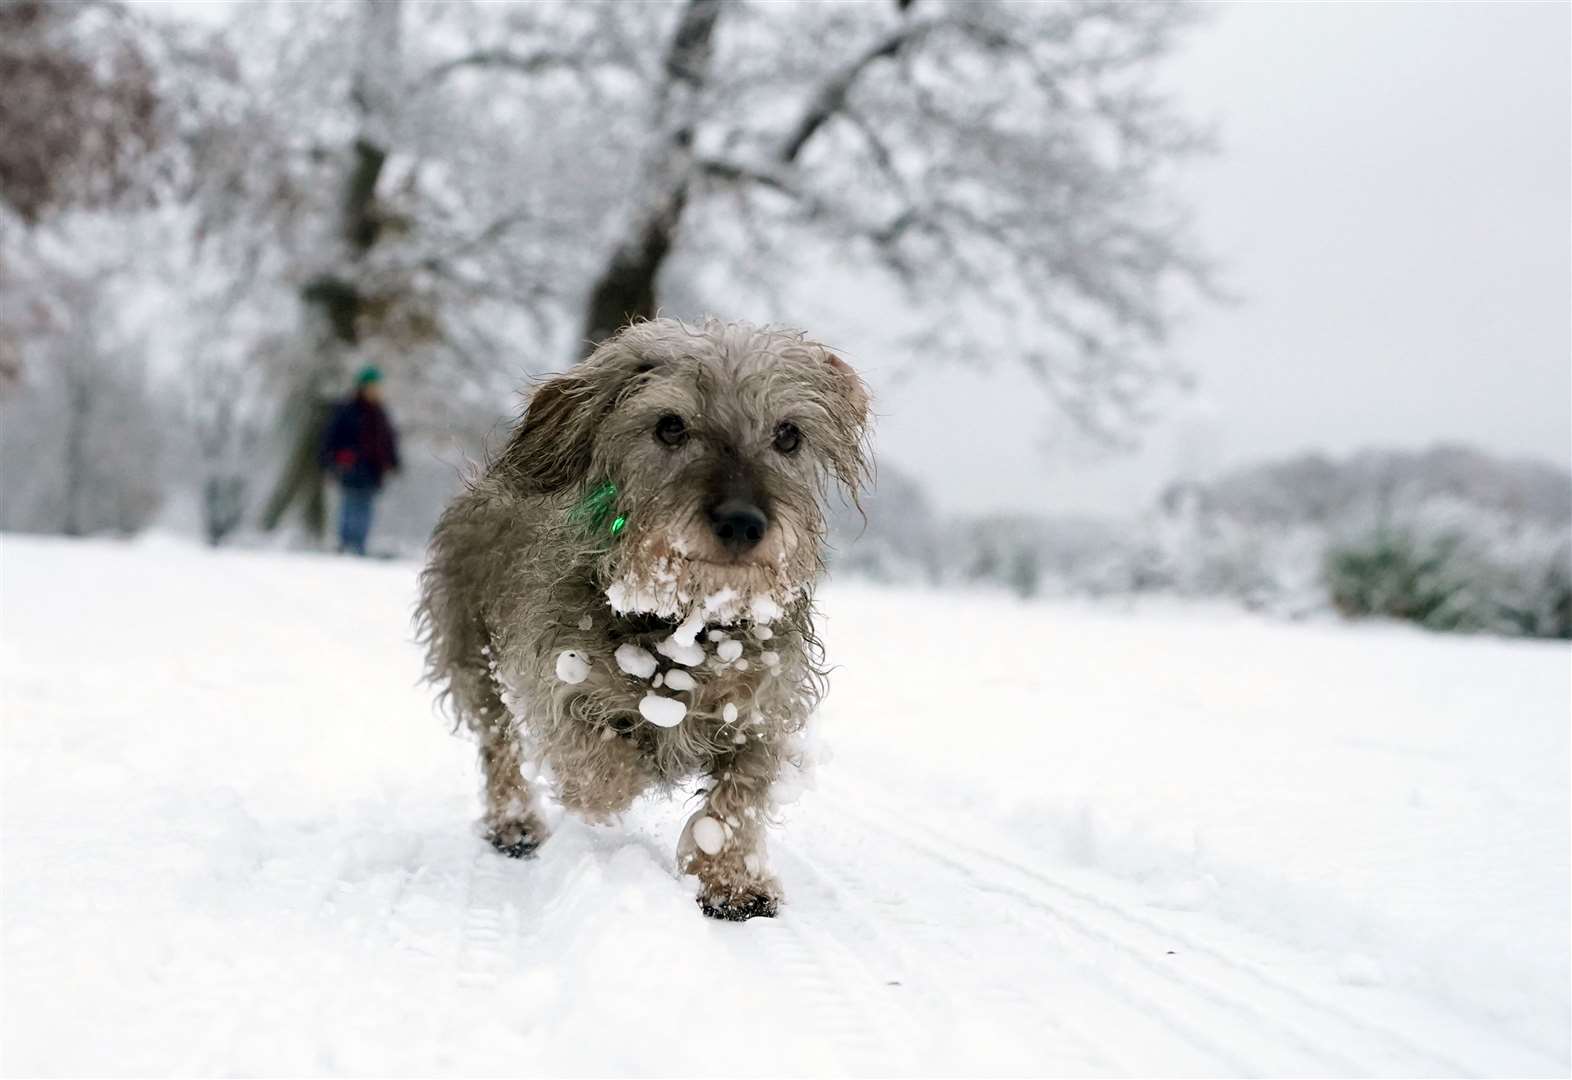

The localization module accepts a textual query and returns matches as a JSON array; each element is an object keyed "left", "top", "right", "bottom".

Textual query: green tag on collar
[{"left": 573, "top": 480, "right": 624, "bottom": 537}]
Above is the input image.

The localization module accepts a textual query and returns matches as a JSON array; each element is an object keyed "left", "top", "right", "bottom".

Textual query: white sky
[{"left": 867, "top": 1, "right": 1572, "bottom": 516}]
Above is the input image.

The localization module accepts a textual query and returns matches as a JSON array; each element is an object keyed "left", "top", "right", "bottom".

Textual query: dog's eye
[
  {"left": 654, "top": 413, "right": 688, "bottom": 448},
  {"left": 773, "top": 421, "right": 802, "bottom": 455}
]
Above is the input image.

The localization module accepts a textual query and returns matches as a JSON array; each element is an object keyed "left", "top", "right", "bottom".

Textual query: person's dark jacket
[{"left": 321, "top": 393, "right": 400, "bottom": 490}]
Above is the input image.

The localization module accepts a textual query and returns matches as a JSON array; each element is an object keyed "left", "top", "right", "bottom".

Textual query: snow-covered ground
[{"left": 2, "top": 535, "right": 1567, "bottom": 1077}]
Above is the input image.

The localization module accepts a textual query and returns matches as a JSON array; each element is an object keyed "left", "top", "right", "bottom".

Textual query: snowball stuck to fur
[
  {"left": 614, "top": 643, "right": 657, "bottom": 679},
  {"left": 577, "top": 614, "right": 594, "bottom": 631},
  {"left": 753, "top": 626, "right": 774, "bottom": 641},
  {"left": 733, "top": 658, "right": 750, "bottom": 672},
  {"left": 656, "top": 635, "right": 705, "bottom": 667},
  {"left": 663, "top": 669, "right": 697, "bottom": 692},
  {"left": 707, "top": 629, "right": 728, "bottom": 642},
  {"left": 604, "top": 564, "right": 688, "bottom": 619},
  {"left": 716, "top": 639, "right": 744, "bottom": 663},
  {"left": 672, "top": 610, "right": 706, "bottom": 648},
  {"left": 638, "top": 693, "right": 687, "bottom": 728},
  {"left": 760, "top": 650, "right": 781, "bottom": 669},
  {"left": 702, "top": 588, "right": 740, "bottom": 616},
  {"left": 749, "top": 595, "right": 784, "bottom": 624},
  {"left": 555, "top": 651, "right": 590, "bottom": 684},
  {"left": 691, "top": 816, "right": 726, "bottom": 856},
  {"left": 722, "top": 702, "right": 739, "bottom": 725}
]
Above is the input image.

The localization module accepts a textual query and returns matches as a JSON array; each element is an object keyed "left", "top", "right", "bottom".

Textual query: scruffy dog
[{"left": 417, "top": 318, "right": 870, "bottom": 920}]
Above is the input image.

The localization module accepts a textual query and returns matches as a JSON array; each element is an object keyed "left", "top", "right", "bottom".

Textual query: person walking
[{"left": 321, "top": 365, "right": 400, "bottom": 556}]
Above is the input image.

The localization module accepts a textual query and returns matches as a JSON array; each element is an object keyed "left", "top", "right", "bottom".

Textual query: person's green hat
[{"left": 355, "top": 365, "right": 383, "bottom": 386}]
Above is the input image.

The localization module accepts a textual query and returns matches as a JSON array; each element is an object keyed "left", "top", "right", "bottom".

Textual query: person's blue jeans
[{"left": 339, "top": 485, "right": 376, "bottom": 556}]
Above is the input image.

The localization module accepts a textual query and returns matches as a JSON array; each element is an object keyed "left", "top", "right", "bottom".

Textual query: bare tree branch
[{"left": 420, "top": 47, "right": 586, "bottom": 87}]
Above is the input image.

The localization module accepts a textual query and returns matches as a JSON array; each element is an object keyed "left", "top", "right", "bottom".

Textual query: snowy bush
[
  {"left": 1325, "top": 527, "right": 1571, "bottom": 640},
  {"left": 830, "top": 447, "right": 1571, "bottom": 640},
  {"left": 1325, "top": 528, "right": 1489, "bottom": 633}
]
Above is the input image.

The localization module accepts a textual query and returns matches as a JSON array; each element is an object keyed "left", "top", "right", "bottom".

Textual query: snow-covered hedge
[{"left": 830, "top": 446, "right": 1572, "bottom": 640}]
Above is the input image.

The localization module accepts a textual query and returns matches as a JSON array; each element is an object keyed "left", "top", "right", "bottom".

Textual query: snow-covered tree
[
  {"left": 3, "top": 0, "right": 1217, "bottom": 543},
  {"left": 0, "top": 0, "right": 169, "bottom": 394},
  {"left": 0, "top": 257, "right": 165, "bottom": 537},
  {"left": 172, "top": 0, "right": 641, "bottom": 536},
  {"left": 579, "top": 0, "right": 1214, "bottom": 443}
]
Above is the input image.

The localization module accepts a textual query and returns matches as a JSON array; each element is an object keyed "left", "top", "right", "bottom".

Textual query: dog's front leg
[
  {"left": 477, "top": 717, "right": 551, "bottom": 858},
  {"left": 680, "top": 741, "right": 784, "bottom": 921}
]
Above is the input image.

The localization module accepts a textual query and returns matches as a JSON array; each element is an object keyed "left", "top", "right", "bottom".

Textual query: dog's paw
[
  {"left": 697, "top": 890, "right": 779, "bottom": 922},
  {"left": 482, "top": 817, "right": 547, "bottom": 859},
  {"left": 488, "top": 833, "right": 540, "bottom": 859}
]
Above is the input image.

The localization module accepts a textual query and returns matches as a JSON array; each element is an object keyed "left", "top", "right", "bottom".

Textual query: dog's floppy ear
[
  {"left": 820, "top": 351, "right": 873, "bottom": 498},
  {"left": 500, "top": 325, "right": 665, "bottom": 493},
  {"left": 499, "top": 371, "right": 599, "bottom": 494},
  {"left": 826, "top": 353, "right": 870, "bottom": 430}
]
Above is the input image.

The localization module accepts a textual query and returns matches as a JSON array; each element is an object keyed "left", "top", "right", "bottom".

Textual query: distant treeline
[{"left": 827, "top": 445, "right": 1572, "bottom": 640}]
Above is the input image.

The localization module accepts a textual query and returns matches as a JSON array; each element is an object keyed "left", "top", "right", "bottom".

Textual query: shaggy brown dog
[{"left": 417, "top": 318, "right": 870, "bottom": 920}]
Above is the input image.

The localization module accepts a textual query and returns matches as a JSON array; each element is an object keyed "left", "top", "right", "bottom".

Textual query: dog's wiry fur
[{"left": 417, "top": 317, "right": 870, "bottom": 920}]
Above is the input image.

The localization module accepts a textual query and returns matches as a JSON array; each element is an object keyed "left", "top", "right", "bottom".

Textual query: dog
[{"left": 417, "top": 317, "right": 870, "bottom": 920}]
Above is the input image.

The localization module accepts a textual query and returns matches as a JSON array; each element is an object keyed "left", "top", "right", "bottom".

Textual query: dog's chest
[
  {"left": 529, "top": 612, "right": 803, "bottom": 743},
  {"left": 603, "top": 623, "right": 796, "bottom": 722}
]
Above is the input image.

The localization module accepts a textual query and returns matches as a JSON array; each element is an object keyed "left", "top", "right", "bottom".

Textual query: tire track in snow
[
  {"left": 755, "top": 857, "right": 929, "bottom": 1075},
  {"left": 782, "top": 816, "right": 1257, "bottom": 1075},
  {"left": 847, "top": 789, "right": 1562, "bottom": 1076},
  {"left": 776, "top": 843, "right": 1128, "bottom": 1076},
  {"left": 829, "top": 792, "right": 1473, "bottom": 1076},
  {"left": 746, "top": 913, "right": 893, "bottom": 1074},
  {"left": 944, "top": 841, "right": 1479, "bottom": 1075}
]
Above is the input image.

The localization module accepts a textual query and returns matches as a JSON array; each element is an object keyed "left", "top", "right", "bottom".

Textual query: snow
[
  {"left": 722, "top": 702, "right": 739, "bottom": 725},
  {"left": 702, "top": 587, "right": 739, "bottom": 616},
  {"left": 1, "top": 536, "right": 1567, "bottom": 1077},
  {"left": 748, "top": 594, "right": 784, "bottom": 623},
  {"left": 1337, "top": 952, "right": 1386, "bottom": 988},
  {"left": 554, "top": 650, "right": 590, "bottom": 684},
  {"left": 654, "top": 633, "right": 704, "bottom": 667},
  {"left": 637, "top": 692, "right": 687, "bottom": 728},
  {"left": 671, "top": 610, "right": 706, "bottom": 648},
  {"left": 662, "top": 668, "right": 696, "bottom": 692},
  {"left": 613, "top": 643, "right": 656, "bottom": 679},
  {"left": 715, "top": 638, "right": 744, "bottom": 663},
  {"left": 604, "top": 564, "right": 686, "bottom": 619},
  {"left": 690, "top": 816, "right": 727, "bottom": 856}
]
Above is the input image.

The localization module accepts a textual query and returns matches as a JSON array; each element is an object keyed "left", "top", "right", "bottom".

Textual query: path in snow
[{"left": 2, "top": 536, "right": 1566, "bottom": 1076}]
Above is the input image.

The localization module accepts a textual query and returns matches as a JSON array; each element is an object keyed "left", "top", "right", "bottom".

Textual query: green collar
[{"left": 573, "top": 480, "right": 626, "bottom": 537}]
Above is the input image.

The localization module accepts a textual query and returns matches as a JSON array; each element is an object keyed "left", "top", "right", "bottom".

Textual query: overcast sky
[{"left": 867, "top": 1, "right": 1572, "bottom": 516}]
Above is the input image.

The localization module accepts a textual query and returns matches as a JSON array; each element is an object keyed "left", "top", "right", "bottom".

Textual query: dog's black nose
[{"left": 708, "top": 499, "right": 769, "bottom": 554}]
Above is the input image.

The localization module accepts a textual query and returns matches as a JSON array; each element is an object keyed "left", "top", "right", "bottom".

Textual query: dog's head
[{"left": 501, "top": 317, "right": 871, "bottom": 623}]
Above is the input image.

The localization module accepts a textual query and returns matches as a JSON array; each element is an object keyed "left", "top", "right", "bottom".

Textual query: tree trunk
[
  {"left": 60, "top": 357, "right": 88, "bottom": 537},
  {"left": 259, "top": 0, "right": 400, "bottom": 537},
  {"left": 581, "top": 185, "right": 689, "bottom": 350},
  {"left": 576, "top": 0, "right": 722, "bottom": 355}
]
